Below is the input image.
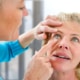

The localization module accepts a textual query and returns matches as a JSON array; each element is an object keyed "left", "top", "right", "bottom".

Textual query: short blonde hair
[
  {"left": 57, "top": 13, "right": 80, "bottom": 22},
  {"left": 43, "top": 13, "right": 80, "bottom": 80}
]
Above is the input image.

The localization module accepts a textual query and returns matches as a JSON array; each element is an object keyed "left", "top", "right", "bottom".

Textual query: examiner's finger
[
  {"left": 39, "top": 25, "right": 58, "bottom": 33},
  {"left": 45, "top": 15, "right": 58, "bottom": 20},
  {"left": 35, "top": 33, "right": 47, "bottom": 40},
  {"left": 41, "top": 19, "right": 62, "bottom": 27}
]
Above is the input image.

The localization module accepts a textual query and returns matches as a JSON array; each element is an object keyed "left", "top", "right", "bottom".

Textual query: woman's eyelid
[
  {"left": 52, "top": 32, "right": 62, "bottom": 37},
  {"left": 19, "top": 5, "right": 25, "bottom": 9},
  {"left": 52, "top": 31, "right": 60, "bottom": 35},
  {"left": 71, "top": 36, "right": 80, "bottom": 42},
  {"left": 21, "top": 6, "right": 25, "bottom": 9},
  {"left": 52, "top": 34, "right": 62, "bottom": 40}
]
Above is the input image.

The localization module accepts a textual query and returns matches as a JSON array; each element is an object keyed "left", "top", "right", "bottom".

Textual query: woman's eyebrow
[
  {"left": 56, "top": 30, "right": 63, "bottom": 34},
  {"left": 71, "top": 34, "right": 80, "bottom": 37}
]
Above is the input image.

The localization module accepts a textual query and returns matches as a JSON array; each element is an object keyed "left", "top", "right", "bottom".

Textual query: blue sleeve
[{"left": 0, "top": 40, "right": 29, "bottom": 62}]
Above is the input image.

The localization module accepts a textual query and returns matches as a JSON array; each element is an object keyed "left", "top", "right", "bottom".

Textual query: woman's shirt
[{"left": 0, "top": 40, "right": 29, "bottom": 62}]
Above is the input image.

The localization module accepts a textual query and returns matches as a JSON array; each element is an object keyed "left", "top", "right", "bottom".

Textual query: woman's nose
[
  {"left": 58, "top": 39, "right": 69, "bottom": 50},
  {"left": 59, "top": 45, "right": 68, "bottom": 50},
  {"left": 23, "top": 7, "right": 28, "bottom": 16}
]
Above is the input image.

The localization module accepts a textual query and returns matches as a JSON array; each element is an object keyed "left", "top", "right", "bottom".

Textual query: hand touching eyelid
[
  {"left": 47, "top": 38, "right": 58, "bottom": 47},
  {"left": 46, "top": 39, "right": 58, "bottom": 55}
]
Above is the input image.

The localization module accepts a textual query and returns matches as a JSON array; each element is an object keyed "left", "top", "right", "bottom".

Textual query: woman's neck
[{"left": 49, "top": 70, "right": 78, "bottom": 80}]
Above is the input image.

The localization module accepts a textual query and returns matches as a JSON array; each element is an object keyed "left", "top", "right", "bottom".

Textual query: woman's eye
[
  {"left": 53, "top": 34, "right": 61, "bottom": 40},
  {"left": 71, "top": 37, "right": 80, "bottom": 43},
  {"left": 19, "top": 7, "right": 25, "bottom": 10}
]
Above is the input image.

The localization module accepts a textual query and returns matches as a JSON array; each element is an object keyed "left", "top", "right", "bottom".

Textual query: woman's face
[
  {"left": 0, "top": 0, "right": 28, "bottom": 40},
  {"left": 47, "top": 21, "right": 80, "bottom": 72}
]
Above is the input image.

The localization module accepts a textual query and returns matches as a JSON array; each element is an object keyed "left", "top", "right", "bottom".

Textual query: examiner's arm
[{"left": 0, "top": 40, "right": 29, "bottom": 62}]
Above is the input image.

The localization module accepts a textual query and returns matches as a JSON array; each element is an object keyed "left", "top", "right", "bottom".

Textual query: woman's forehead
[
  {"left": 4, "top": 0, "right": 24, "bottom": 3},
  {"left": 18, "top": 0, "right": 24, "bottom": 3},
  {"left": 13, "top": 0, "right": 24, "bottom": 3},
  {"left": 2, "top": 0, "right": 24, "bottom": 6},
  {"left": 56, "top": 21, "right": 80, "bottom": 34}
]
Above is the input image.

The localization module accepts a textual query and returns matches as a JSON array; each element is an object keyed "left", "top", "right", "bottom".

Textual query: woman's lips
[
  {"left": 53, "top": 54, "right": 70, "bottom": 60},
  {"left": 52, "top": 52, "right": 71, "bottom": 60}
]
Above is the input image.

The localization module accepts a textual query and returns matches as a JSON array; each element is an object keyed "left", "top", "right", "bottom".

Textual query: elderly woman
[
  {"left": 0, "top": 0, "right": 62, "bottom": 62},
  {"left": 24, "top": 13, "right": 80, "bottom": 80}
]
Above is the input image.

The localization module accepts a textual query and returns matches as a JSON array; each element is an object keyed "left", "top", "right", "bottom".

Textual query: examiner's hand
[
  {"left": 33, "top": 15, "right": 62, "bottom": 40},
  {"left": 18, "top": 15, "right": 62, "bottom": 48},
  {"left": 24, "top": 39, "right": 57, "bottom": 80}
]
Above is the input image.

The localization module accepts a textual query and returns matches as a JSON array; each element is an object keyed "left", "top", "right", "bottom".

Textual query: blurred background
[{"left": 0, "top": 0, "right": 80, "bottom": 80}]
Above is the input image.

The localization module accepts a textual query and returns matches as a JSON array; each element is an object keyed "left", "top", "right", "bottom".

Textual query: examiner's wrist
[{"left": 18, "top": 29, "right": 35, "bottom": 48}]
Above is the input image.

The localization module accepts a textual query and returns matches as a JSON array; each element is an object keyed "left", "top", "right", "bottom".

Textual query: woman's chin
[{"left": 51, "top": 63, "right": 70, "bottom": 72}]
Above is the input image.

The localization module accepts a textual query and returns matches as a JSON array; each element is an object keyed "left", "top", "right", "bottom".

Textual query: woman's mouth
[{"left": 53, "top": 54, "right": 70, "bottom": 60}]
